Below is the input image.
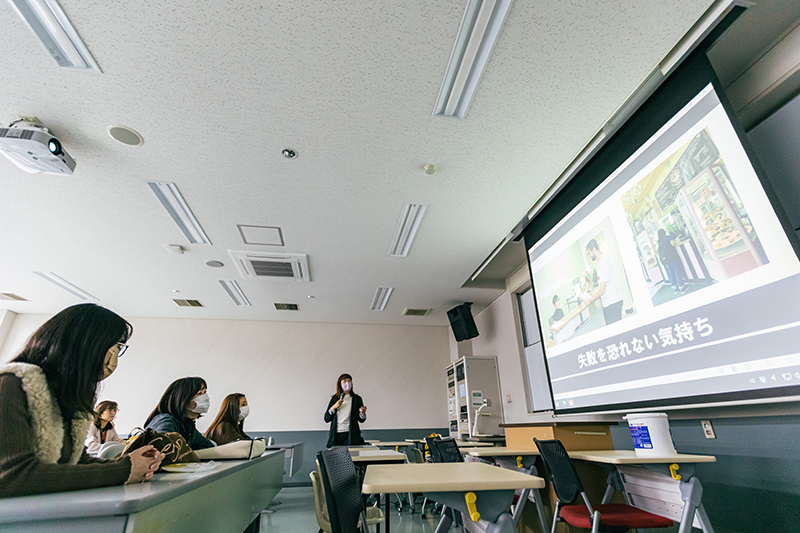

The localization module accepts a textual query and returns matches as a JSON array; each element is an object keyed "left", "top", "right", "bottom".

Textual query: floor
[{"left": 260, "top": 486, "right": 456, "bottom": 533}]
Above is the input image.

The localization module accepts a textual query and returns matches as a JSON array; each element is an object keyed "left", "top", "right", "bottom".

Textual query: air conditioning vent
[
  {"left": 274, "top": 303, "right": 299, "bottom": 311},
  {"left": 0, "top": 293, "right": 27, "bottom": 301},
  {"left": 229, "top": 251, "right": 310, "bottom": 282},
  {"left": 403, "top": 308, "right": 431, "bottom": 316},
  {"left": 173, "top": 299, "right": 204, "bottom": 307}
]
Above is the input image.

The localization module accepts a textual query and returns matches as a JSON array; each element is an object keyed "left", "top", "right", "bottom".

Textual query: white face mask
[
  {"left": 341, "top": 381, "right": 352, "bottom": 392},
  {"left": 238, "top": 405, "right": 250, "bottom": 421},
  {"left": 190, "top": 393, "right": 210, "bottom": 414}
]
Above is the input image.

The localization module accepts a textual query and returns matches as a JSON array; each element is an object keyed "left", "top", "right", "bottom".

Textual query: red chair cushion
[{"left": 560, "top": 503, "right": 674, "bottom": 529}]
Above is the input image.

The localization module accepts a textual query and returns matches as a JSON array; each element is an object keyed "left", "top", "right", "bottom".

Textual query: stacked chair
[
  {"left": 534, "top": 438, "right": 674, "bottom": 533},
  {"left": 315, "top": 447, "right": 385, "bottom": 533}
]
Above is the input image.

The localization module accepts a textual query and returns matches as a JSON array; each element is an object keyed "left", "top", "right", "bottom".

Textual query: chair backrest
[
  {"left": 533, "top": 438, "right": 584, "bottom": 504},
  {"left": 424, "top": 436, "right": 443, "bottom": 463},
  {"left": 432, "top": 438, "right": 463, "bottom": 463},
  {"left": 411, "top": 447, "right": 425, "bottom": 463},
  {"left": 317, "top": 447, "right": 365, "bottom": 533},
  {"left": 309, "top": 470, "right": 332, "bottom": 532}
]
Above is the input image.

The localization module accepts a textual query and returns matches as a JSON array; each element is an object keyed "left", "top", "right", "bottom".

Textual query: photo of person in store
[
  {"left": 533, "top": 220, "right": 636, "bottom": 346},
  {"left": 620, "top": 128, "right": 768, "bottom": 306}
]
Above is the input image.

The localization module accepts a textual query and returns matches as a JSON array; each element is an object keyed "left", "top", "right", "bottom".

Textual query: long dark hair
[
  {"left": 204, "top": 393, "right": 246, "bottom": 439},
  {"left": 12, "top": 303, "right": 132, "bottom": 420},
  {"left": 93, "top": 400, "right": 118, "bottom": 429},
  {"left": 144, "top": 377, "right": 207, "bottom": 427},
  {"left": 333, "top": 373, "right": 354, "bottom": 398}
]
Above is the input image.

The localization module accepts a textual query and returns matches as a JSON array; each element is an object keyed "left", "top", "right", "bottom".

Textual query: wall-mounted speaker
[{"left": 447, "top": 303, "right": 479, "bottom": 342}]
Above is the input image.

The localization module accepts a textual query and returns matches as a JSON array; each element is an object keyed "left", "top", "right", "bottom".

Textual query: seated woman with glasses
[
  {"left": 0, "top": 303, "right": 163, "bottom": 497},
  {"left": 144, "top": 377, "right": 217, "bottom": 449},
  {"left": 85, "top": 400, "right": 126, "bottom": 454}
]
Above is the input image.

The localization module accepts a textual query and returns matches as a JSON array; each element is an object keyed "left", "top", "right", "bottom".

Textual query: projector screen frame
[{"left": 521, "top": 22, "right": 800, "bottom": 415}]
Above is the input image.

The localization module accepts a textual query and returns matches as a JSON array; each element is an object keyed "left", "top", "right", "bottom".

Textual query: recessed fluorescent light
[
  {"left": 389, "top": 203, "right": 427, "bottom": 257},
  {"left": 33, "top": 271, "right": 98, "bottom": 301},
  {"left": 9, "top": 0, "right": 101, "bottom": 72},
  {"left": 147, "top": 182, "right": 211, "bottom": 245},
  {"left": 218, "top": 280, "right": 251, "bottom": 307},
  {"left": 370, "top": 286, "right": 394, "bottom": 311},
  {"left": 432, "top": 0, "right": 513, "bottom": 119}
]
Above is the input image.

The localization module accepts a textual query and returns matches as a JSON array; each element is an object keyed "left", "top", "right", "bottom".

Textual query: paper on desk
[{"left": 161, "top": 461, "right": 220, "bottom": 473}]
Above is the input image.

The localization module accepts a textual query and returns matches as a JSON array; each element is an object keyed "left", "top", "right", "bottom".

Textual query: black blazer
[{"left": 324, "top": 393, "right": 366, "bottom": 447}]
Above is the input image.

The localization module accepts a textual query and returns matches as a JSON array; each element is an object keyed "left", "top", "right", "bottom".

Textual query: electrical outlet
[
  {"left": 506, "top": 394, "right": 512, "bottom": 403},
  {"left": 701, "top": 420, "right": 716, "bottom": 439}
]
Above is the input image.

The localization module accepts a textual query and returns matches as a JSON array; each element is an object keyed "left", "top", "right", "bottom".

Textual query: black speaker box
[{"left": 447, "top": 303, "right": 479, "bottom": 342}]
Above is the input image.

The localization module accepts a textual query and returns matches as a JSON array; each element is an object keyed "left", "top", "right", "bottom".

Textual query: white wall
[{"left": 1, "top": 314, "right": 450, "bottom": 434}]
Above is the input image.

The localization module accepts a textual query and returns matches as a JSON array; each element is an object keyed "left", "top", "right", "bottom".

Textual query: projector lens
[{"left": 48, "top": 139, "right": 62, "bottom": 155}]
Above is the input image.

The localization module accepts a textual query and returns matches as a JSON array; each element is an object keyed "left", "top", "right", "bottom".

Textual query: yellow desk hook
[
  {"left": 516, "top": 456, "right": 524, "bottom": 469},
  {"left": 670, "top": 463, "right": 681, "bottom": 481},
  {"left": 465, "top": 492, "right": 480, "bottom": 522}
]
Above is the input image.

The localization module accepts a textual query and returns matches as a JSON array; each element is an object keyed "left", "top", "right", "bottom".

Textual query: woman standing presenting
[{"left": 324, "top": 373, "right": 367, "bottom": 447}]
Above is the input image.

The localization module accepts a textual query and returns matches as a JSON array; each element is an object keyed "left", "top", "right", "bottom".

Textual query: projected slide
[{"left": 528, "top": 84, "right": 800, "bottom": 412}]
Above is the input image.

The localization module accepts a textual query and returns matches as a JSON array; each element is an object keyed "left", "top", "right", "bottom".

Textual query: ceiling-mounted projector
[{"left": 0, "top": 117, "right": 76, "bottom": 174}]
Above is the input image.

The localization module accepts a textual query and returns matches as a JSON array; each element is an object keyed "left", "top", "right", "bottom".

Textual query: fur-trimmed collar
[{"left": 0, "top": 362, "right": 90, "bottom": 465}]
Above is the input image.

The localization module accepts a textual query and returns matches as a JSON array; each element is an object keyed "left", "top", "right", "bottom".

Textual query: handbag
[
  {"left": 122, "top": 428, "right": 200, "bottom": 464},
  {"left": 193, "top": 438, "right": 266, "bottom": 460}
]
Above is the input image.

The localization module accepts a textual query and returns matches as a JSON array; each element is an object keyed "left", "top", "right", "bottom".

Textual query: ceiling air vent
[
  {"left": 173, "top": 299, "right": 204, "bottom": 307},
  {"left": 0, "top": 293, "right": 27, "bottom": 301},
  {"left": 229, "top": 251, "right": 310, "bottom": 282},
  {"left": 274, "top": 303, "right": 299, "bottom": 311},
  {"left": 403, "top": 308, "right": 431, "bottom": 317}
]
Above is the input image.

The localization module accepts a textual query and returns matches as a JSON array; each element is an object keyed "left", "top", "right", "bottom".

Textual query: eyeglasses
[{"left": 116, "top": 343, "right": 129, "bottom": 357}]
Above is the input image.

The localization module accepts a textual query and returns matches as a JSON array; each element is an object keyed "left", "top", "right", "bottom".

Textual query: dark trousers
[
  {"left": 602, "top": 300, "right": 623, "bottom": 325},
  {"left": 333, "top": 432, "right": 349, "bottom": 446}
]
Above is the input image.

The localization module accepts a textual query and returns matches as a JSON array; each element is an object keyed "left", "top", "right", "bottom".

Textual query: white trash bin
[{"left": 624, "top": 413, "right": 676, "bottom": 456}]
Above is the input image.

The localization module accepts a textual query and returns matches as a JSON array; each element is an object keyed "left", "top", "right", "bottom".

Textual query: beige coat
[{"left": 85, "top": 422, "right": 124, "bottom": 454}]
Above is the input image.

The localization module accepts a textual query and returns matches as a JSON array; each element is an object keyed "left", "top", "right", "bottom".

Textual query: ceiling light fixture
[
  {"left": 218, "top": 280, "right": 251, "bottom": 307},
  {"left": 282, "top": 148, "right": 297, "bottom": 159},
  {"left": 423, "top": 164, "right": 436, "bottom": 175},
  {"left": 33, "top": 271, "right": 98, "bottom": 301},
  {"left": 206, "top": 260, "right": 224, "bottom": 268},
  {"left": 370, "top": 286, "right": 394, "bottom": 311},
  {"left": 432, "top": 0, "right": 513, "bottom": 119},
  {"left": 147, "top": 181, "right": 211, "bottom": 245},
  {"left": 388, "top": 203, "right": 427, "bottom": 257},
  {"left": 9, "top": 0, "right": 101, "bottom": 72}
]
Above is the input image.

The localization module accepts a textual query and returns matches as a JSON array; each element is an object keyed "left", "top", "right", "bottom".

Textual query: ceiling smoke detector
[
  {"left": 282, "top": 148, "right": 297, "bottom": 159},
  {"left": 423, "top": 164, "right": 436, "bottom": 175}
]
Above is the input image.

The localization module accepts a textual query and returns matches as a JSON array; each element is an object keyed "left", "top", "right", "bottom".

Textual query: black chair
[
  {"left": 534, "top": 438, "right": 674, "bottom": 533},
  {"left": 423, "top": 436, "right": 442, "bottom": 463},
  {"left": 431, "top": 438, "right": 463, "bottom": 463},
  {"left": 317, "top": 447, "right": 371, "bottom": 533}
]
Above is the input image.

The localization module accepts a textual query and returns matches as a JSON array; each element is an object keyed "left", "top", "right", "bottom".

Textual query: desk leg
[
  {"left": 433, "top": 507, "right": 453, "bottom": 533},
  {"left": 602, "top": 469, "right": 624, "bottom": 505},
  {"left": 678, "top": 477, "right": 715, "bottom": 533},
  {"left": 384, "top": 492, "right": 390, "bottom": 533}
]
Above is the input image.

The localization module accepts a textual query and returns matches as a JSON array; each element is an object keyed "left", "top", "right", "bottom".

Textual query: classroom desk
[
  {"left": 403, "top": 439, "right": 495, "bottom": 447},
  {"left": 569, "top": 450, "right": 717, "bottom": 533},
  {"left": 0, "top": 450, "right": 284, "bottom": 533},
  {"left": 363, "top": 462, "right": 544, "bottom": 533},
  {"left": 264, "top": 441, "right": 304, "bottom": 477},
  {"left": 349, "top": 449, "right": 408, "bottom": 465},
  {"left": 462, "top": 447, "right": 549, "bottom": 533}
]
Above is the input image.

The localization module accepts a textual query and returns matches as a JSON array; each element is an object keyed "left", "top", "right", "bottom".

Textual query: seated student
[
  {"left": 551, "top": 294, "right": 565, "bottom": 322},
  {"left": 85, "top": 400, "right": 125, "bottom": 454},
  {"left": 0, "top": 304, "right": 163, "bottom": 497},
  {"left": 204, "top": 393, "right": 251, "bottom": 445},
  {"left": 144, "top": 377, "right": 216, "bottom": 449}
]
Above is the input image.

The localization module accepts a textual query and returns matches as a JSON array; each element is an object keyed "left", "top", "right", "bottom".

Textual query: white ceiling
[{"left": 0, "top": 0, "right": 714, "bottom": 325}]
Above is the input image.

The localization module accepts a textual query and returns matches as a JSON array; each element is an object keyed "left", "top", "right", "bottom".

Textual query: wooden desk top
[
  {"left": 568, "top": 450, "right": 716, "bottom": 464},
  {"left": 350, "top": 449, "right": 407, "bottom": 464},
  {"left": 463, "top": 447, "right": 540, "bottom": 457},
  {"left": 361, "top": 463, "right": 544, "bottom": 494},
  {"left": 372, "top": 441, "right": 415, "bottom": 447},
  {"left": 403, "top": 439, "right": 495, "bottom": 447}
]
